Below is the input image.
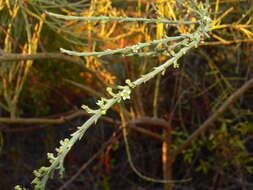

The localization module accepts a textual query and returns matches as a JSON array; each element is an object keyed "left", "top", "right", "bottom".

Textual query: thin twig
[
  {"left": 128, "top": 116, "right": 171, "bottom": 130},
  {"left": 0, "top": 110, "right": 118, "bottom": 125},
  {"left": 0, "top": 52, "right": 108, "bottom": 87},
  {"left": 127, "top": 125, "right": 164, "bottom": 141},
  {"left": 46, "top": 11, "right": 200, "bottom": 25},
  {"left": 174, "top": 78, "right": 253, "bottom": 157}
]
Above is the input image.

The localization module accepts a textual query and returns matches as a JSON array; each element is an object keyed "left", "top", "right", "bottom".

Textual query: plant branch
[
  {"left": 0, "top": 52, "right": 108, "bottom": 87},
  {"left": 63, "top": 79, "right": 105, "bottom": 98},
  {"left": 174, "top": 78, "right": 253, "bottom": 157},
  {"left": 128, "top": 116, "right": 171, "bottom": 130},
  {"left": 60, "top": 36, "right": 186, "bottom": 57},
  {"left": 0, "top": 110, "right": 118, "bottom": 125},
  {"left": 46, "top": 11, "right": 200, "bottom": 25},
  {"left": 26, "top": 3, "right": 213, "bottom": 189},
  {"left": 127, "top": 125, "right": 164, "bottom": 141},
  {"left": 58, "top": 129, "right": 122, "bottom": 190}
]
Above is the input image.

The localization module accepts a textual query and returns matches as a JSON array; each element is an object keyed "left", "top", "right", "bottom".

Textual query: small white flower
[
  {"left": 96, "top": 100, "right": 104, "bottom": 107},
  {"left": 120, "top": 88, "right": 131, "bottom": 100},
  {"left": 173, "top": 62, "right": 179, "bottom": 68}
]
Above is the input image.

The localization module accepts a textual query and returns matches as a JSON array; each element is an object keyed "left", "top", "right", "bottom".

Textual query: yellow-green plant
[
  {"left": 0, "top": 0, "right": 44, "bottom": 118},
  {"left": 0, "top": 0, "right": 90, "bottom": 118}
]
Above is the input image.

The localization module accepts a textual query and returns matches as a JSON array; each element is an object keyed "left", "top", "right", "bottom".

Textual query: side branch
[{"left": 46, "top": 11, "right": 200, "bottom": 25}]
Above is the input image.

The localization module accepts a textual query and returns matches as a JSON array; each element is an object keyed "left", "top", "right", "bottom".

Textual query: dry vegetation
[{"left": 0, "top": 0, "right": 253, "bottom": 190}]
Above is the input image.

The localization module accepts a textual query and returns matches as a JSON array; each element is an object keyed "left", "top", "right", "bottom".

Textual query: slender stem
[
  {"left": 0, "top": 52, "right": 108, "bottom": 87},
  {"left": 46, "top": 12, "right": 200, "bottom": 25},
  {"left": 174, "top": 78, "right": 253, "bottom": 157},
  {"left": 60, "top": 36, "right": 185, "bottom": 57},
  {"left": 133, "top": 40, "right": 198, "bottom": 86}
]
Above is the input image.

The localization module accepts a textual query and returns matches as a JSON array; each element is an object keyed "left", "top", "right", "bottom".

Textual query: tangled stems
[{"left": 15, "top": 2, "right": 213, "bottom": 190}]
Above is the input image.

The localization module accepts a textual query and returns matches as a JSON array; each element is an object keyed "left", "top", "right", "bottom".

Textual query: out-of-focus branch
[
  {"left": 0, "top": 109, "right": 118, "bottom": 125},
  {"left": 0, "top": 52, "right": 108, "bottom": 87},
  {"left": 202, "top": 38, "right": 253, "bottom": 45},
  {"left": 128, "top": 117, "right": 171, "bottom": 130},
  {"left": 174, "top": 78, "right": 253, "bottom": 157},
  {"left": 63, "top": 79, "right": 105, "bottom": 98},
  {"left": 125, "top": 117, "right": 171, "bottom": 141},
  {"left": 127, "top": 125, "right": 164, "bottom": 141}
]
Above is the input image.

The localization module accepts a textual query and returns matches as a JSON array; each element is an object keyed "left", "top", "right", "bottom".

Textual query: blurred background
[{"left": 0, "top": 0, "right": 253, "bottom": 189}]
